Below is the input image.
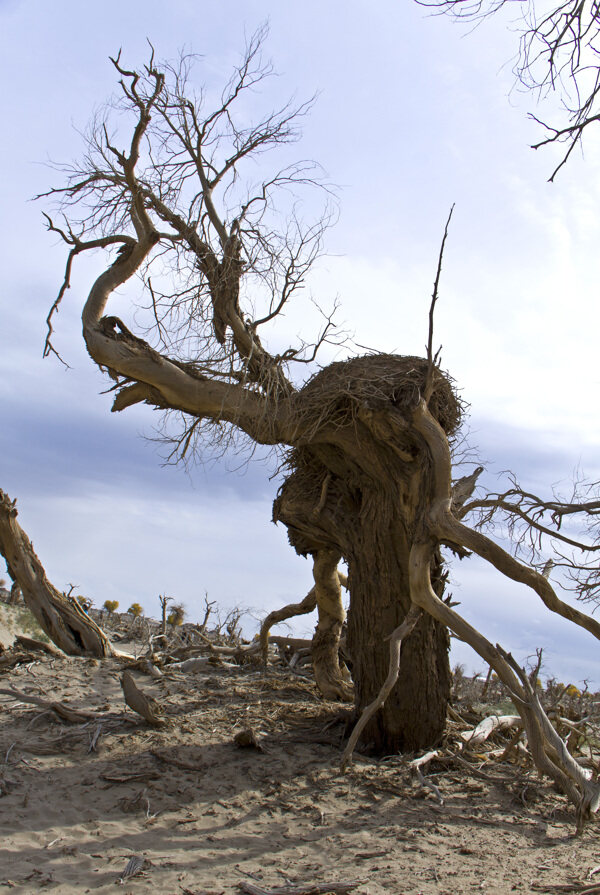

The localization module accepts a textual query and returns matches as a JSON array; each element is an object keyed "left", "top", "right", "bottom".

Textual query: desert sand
[{"left": 0, "top": 609, "right": 598, "bottom": 895}]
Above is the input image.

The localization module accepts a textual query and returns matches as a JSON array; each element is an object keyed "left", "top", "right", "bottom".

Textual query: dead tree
[
  {"left": 419, "top": 0, "right": 600, "bottom": 179},
  {"left": 158, "top": 594, "right": 173, "bottom": 636},
  {"left": 0, "top": 490, "right": 113, "bottom": 656},
  {"left": 38, "top": 33, "right": 600, "bottom": 820}
]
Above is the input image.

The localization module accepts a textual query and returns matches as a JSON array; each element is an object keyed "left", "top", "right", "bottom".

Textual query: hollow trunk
[
  {"left": 0, "top": 489, "right": 114, "bottom": 657},
  {"left": 346, "top": 517, "right": 450, "bottom": 753}
]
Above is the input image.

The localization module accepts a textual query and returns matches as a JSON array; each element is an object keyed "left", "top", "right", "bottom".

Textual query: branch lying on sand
[
  {"left": 238, "top": 881, "right": 363, "bottom": 895},
  {"left": 120, "top": 671, "right": 166, "bottom": 726},
  {"left": 0, "top": 685, "right": 110, "bottom": 723},
  {"left": 461, "top": 715, "right": 522, "bottom": 749}
]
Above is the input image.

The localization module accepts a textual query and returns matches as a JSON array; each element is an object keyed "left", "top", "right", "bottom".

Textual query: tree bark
[
  {"left": 5, "top": 563, "right": 22, "bottom": 605},
  {"left": 274, "top": 411, "right": 453, "bottom": 754},
  {"left": 346, "top": 517, "right": 450, "bottom": 753},
  {"left": 0, "top": 490, "right": 114, "bottom": 657}
]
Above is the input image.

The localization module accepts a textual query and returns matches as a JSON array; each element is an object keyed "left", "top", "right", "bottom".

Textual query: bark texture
[
  {"left": 346, "top": 524, "right": 450, "bottom": 751},
  {"left": 311, "top": 550, "right": 353, "bottom": 701},
  {"left": 0, "top": 490, "right": 114, "bottom": 657}
]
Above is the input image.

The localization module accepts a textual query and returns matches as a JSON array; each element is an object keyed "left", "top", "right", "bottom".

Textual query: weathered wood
[
  {"left": 120, "top": 671, "right": 166, "bottom": 726},
  {"left": 0, "top": 489, "right": 114, "bottom": 657},
  {"left": 238, "top": 881, "right": 362, "bottom": 895},
  {"left": 0, "top": 685, "right": 102, "bottom": 723},
  {"left": 14, "top": 635, "right": 63, "bottom": 657},
  {"left": 461, "top": 715, "right": 522, "bottom": 748}
]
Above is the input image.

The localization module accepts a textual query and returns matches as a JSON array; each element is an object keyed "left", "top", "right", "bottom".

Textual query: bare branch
[
  {"left": 412, "top": 400, "right": 600, "bottom": 642},
  {"left": 424, "top": 204, "right": 454, "bottom": 402},
  {"left": 418, "top": 0, "right": 600, "bottom": 177},
  {"left": 462, "top": 476, "right": 600, "bottom": 604},
  {"left": 41, "top": 36, "right": 336, "bottom": 456}
]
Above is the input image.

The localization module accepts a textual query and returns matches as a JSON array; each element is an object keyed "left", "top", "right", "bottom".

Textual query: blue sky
[{"left": 1, "top": 0, "right": 599, "bottom": 685}]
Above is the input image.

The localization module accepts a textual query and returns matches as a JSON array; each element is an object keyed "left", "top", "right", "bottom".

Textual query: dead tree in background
[
  {"left": 38, "top": 32, "right": 600, "bottom": 820},
  {"left": 419, "top": 0, "right": 600, "bottom": 179},
  {"left": 0, "top": 490, "right": 114, "bottom": 656}
]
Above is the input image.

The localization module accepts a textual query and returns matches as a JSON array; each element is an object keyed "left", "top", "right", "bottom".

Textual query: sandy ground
[
  {"left": 0, "top": 613, "right": 20, "bottom": 648},
  {"left": 1, "top": 630, "right": 600, "bottom": 894}
]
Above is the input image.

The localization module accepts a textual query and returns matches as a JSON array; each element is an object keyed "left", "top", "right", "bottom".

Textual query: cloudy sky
[{"left": 1, "top": 0, "right": 599, "bottom": 685}]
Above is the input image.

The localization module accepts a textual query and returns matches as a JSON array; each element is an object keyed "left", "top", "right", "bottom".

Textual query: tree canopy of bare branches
[{"left": 42, "top": 28, "right": 338, "bottom": 459}]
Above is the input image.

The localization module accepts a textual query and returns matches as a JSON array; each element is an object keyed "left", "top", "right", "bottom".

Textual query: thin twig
[{"left": 424, "top": 203, "right": 455, "bottom": 402}]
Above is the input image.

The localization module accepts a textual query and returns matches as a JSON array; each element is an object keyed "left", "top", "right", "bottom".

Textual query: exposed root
[{"left": 312, "top": 551, "right": 353, "bottom": 702}]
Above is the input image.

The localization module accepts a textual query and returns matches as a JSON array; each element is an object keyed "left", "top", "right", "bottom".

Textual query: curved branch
[
  {"left": 413, "top": 398, "right": 600, "bottom": 642},
  {"left": 408, "top": 537, "right": 600, "bottom": 824},
  {"left": 260, "top": 586, "right": 318, "bottom": 662},
  {"left": 443, "top": 513, "right": 600, "bottom": 640}
]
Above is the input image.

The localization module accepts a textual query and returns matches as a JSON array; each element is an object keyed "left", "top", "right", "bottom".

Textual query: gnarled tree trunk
[
  {"left": 345, "top": 517, "right": 450, "bottom": 752},
  {"left": 0, "top": 490, "right": 114, "bottom": 657},
  {"left": 273, "top": 355, "right": 459, "bottom": 753}
]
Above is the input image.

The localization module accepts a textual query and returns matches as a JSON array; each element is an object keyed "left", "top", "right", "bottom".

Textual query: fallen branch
[
  {"left": 14, "top": 635, "right": 63, "bottom": 657},
  {"left": 120, "top": 656, "right": 164, "bottom": 679},
  {"left": 120, "top": 672, "right": 166, "bottom": 726},
  {"left": 167, "top": 657, "right": 214, "bottom": 673},
  {"left": 415, "top": 766, "right": 444, "bottom": 806},
  {"left": 0, "top": 651, "right": 37, "bottom": 672},
  {"left": 101, "top": 771, "right": 161, "bottom": 783},
  {"left": 461, "top": 715, "right": 522, "bottom": 748},
  {"left": 407, "top": 750, "right": 444, "bottom": 804},
  {"left": 238, "top": 881, "right": 362, "bottom": 895},
  {"left": 408, "top": 750, "right": 440, "bottom": 771},
  {"left": 0, "top": 685, "right": 104, "bottom": 723}
]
